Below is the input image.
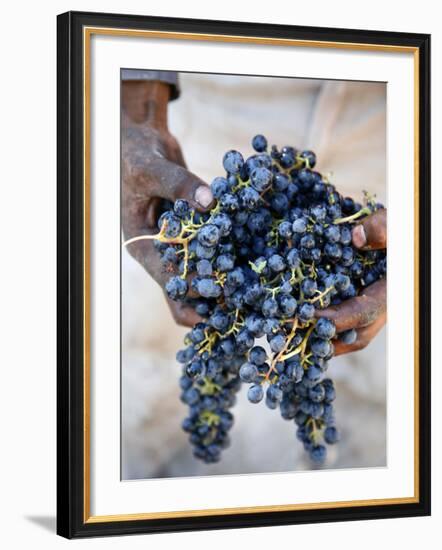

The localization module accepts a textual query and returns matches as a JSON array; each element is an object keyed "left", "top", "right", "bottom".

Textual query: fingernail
[
  {"left": 194, "top": 185, "right": 213, "bottom": 209},
  {"left": 352, "top": 224, "right": 367, "bottom": 248}
]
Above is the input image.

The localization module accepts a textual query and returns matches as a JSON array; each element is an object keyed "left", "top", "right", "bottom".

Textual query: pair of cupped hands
[{"left": 122, "top": 81, "right": 386, "bottom": 357}]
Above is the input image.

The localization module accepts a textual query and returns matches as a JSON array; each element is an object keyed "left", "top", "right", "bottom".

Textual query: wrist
[{"left": 122, "top": 80, "right": 170, "bottom": 130}]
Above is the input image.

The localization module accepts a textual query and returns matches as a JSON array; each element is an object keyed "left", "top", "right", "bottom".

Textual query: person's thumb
[
  {"left": 146, "top": 157, "right": 214, "bottom": 212},
  {"left": 352, "top": 208, "right": 387, "bottom": 250}
]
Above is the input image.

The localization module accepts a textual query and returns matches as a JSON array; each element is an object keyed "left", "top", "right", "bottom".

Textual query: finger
[
  {"left": 139, "top": 157, "right": 214, "bottom": 213},
  {"left": 333, "top": 310, "right": 386, "bottom": 356},
  {"left": 352, "top": 208, "right": 387, "bottom": 250},
  {"left": 165, "top": 295, "right": 202, "bottom": 328},
  {"left": 315, "top": 278, "right": 386, "bottom": 332}
]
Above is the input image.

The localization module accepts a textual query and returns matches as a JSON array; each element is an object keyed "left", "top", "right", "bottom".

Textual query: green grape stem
[
  {"left": 333, "top": 206, "right": 371, "bottom": 225},
  {"left": 264, "top": 318, "right": 299, "bottom": 382},
  {"left": 280, "top": 320, "right": 317, "bottom": 362}
]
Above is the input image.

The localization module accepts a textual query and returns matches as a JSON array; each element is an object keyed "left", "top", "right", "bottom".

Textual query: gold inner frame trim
[{"left": 83, "top": 26, "right": 420, "bottom": 524}]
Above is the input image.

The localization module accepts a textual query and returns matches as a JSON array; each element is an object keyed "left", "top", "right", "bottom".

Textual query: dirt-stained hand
[
  {"left": 316, "top": 208, "right": 387, "bottom": 355},
  {"left": 122, "top": 80, "right": 214, "bottom": 327}
]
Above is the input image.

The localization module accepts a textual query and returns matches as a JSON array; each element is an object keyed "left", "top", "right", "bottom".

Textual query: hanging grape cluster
[{"left": 126, "top": 135, "right": 386, "bottom": 466}]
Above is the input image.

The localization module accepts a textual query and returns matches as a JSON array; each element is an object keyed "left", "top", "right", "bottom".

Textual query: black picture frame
[{"left": 57, "top": 10, "right": 431, "bottom": 539}]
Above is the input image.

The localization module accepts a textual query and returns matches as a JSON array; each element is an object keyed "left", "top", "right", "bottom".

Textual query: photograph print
[{"left": 121, "top": 70, "right": 387, "bottom": 480}]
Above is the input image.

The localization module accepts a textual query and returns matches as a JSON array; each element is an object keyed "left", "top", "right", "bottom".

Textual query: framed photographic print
[{"left": 57, "top": 11, "right": 431, "bottom": 538}]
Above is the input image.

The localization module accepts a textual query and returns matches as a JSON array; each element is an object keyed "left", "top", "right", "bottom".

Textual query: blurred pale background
[{"left": 121, "top": 74, "right": 386, "bottom": 480}]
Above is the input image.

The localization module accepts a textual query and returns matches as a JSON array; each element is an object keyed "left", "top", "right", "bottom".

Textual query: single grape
[
  {"left": 239, "top": 362, "right": 259, "bottom": 383},
  {"left": 249, "top": 346, "right": 267, "bottom": 366},
  {"left": 223, "top": 150, "right": 244, "bottom": 174},
  {"left": 165, "top": 276, "right": 188, "bottom": 300},
  {"left": 310, "top": 445, "right": 327, "bottom": 464},
  {"left": 250, "top": 166, "right": 273, "bottom": 192},
  {"left": 324, "top": 426, "right": 340, "bottom": 444},
  {"left": 252, "top": 134, "right": 268, "bottom": 153},
  {"left": 248, "top": 384, "right": 264, "bottom": 404},
  {"left": 339, "top": 328, "right": 358, "bottom": 345},
  {"left": 315, "top": 318, "right": 336, "bottom": 339}
]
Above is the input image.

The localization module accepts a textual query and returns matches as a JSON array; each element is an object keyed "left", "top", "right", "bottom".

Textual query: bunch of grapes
[{"left": 125, "top": 135, "right": 386, "bottom": 466}]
